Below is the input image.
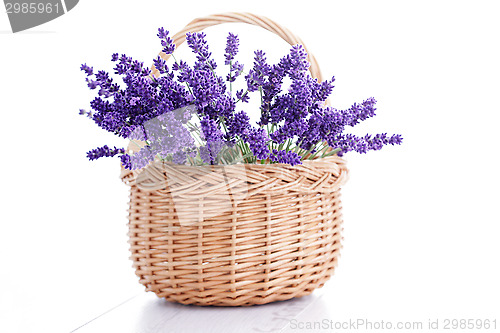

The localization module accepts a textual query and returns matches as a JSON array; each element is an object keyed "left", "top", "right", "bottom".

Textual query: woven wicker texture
[{"left": 121, "top": 12, "right": 349, "bottom": 306}]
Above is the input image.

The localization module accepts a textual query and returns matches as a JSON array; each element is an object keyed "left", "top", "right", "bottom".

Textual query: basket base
[{"left": 133, "top": 255, "right": 339, "bottom": 306}]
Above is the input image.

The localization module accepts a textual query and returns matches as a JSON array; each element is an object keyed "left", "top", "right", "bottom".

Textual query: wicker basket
[{"left": 120, "top": 12, "right": 349, "bottom": 306}]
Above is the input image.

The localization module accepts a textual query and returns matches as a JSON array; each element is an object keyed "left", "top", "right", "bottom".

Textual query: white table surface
[{"left": 70, "top": 289, "right": 327, "bottom": 333}]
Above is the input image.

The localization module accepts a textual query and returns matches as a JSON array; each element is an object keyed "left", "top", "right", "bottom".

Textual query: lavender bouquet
[{"left": 81, "top": 28, "right": 402, "bottom": 169}]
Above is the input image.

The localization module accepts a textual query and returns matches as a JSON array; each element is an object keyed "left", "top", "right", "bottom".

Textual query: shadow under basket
[{"left": 120, "top": 155, "right": 348, "bottom": 306}]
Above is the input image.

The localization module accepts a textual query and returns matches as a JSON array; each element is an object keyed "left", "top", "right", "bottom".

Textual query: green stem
[
  {"left": 308, "top": 143, "right": 329, "bottom": 160},
  {"left": 219, "top": 116, "right": 229, "bottom": 136},
  {"left": 229, "top": 60, "right": 233, "bottom": 94},
  {"left": 235, "top": 89, "right": 249, "bottom": 104},
  {"left": 300, "top": 142, "right": 319, "bottom": 161},
  {"left": 322, "top": 148, "right": 341, "bottom": 158}
]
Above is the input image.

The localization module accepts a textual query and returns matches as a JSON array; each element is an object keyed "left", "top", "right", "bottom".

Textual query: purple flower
[
  {"left": 129, "top": 97, "right": 140, "bottom": 106},
  {"left": 172, "top": 150, "right": 187, "bottom": 165},
  {"left": 297, "top": 110, "right": 324, "bottom": 150},
  {"left": 82, "top": 28, "right": 403, "bottom": 168},
  {"left": 227, "top": 61, "right": 243, "bottom": 82},
  {"left": 86, "top": 79, "right": 97, "bottom": 90},
  {"left": 186, "top": 32, "right": 217, "bottom": 70},
  {"left": 364, "top": 133, "right": 403, "bottom": 151},
  {"left": 142, "top": 111, "right": 195, "bottom": 155},
  {"left": 253, "top": 50, "right": 270, "bottom": 76},
  {"left": 199, "top": 140, "right": 225, "bottom": 164},
  {"left": 330, "top": 132, "right": 403, "bottom": 156},
  {"left": 245, "top": 50, "right": 270, "bottom": 92},
  {"left": 82, "top": 49, "right": 192, "bottom": 142},
  {"left": 236, "top": 89, "right": 249, "bottom": 103},
  {"left": 341, "top": 97, "right": 378, "bottom": 127},
  {"left": 79, "top": 108, "right": 93, "bottom": 118},
  {"left": 87, "top": 145, "right": 125, "bottom": 161},
  {"left": 80, "top": 63, "right": 93, "bottom": 76},
  {"left": 270, "top": 149, "right": 301, "bottom": 166},
  {"left": 270, "top": 119, "right": 308, "bottom": 144},
  {"left": 122, "top": 145, "right": 156, "bottom": 170},
  {"left": 315, "top": 78, "right": 335, "bottom": 102},
  {"left": 227, "top": 111, "right": 251, "bottom": 138},
  {"left": 119, "top": 109, "right": 198, "bottom": 169},
  {"left": 120, "top": 154, "right": 132, "bottom": 169},
  {"left": 200, "top": 116, "right": 223, "bottom": 143},
  {"left": 224, "top": 33, "right": 239, "bottom": 65},
  {"left": 246, "top": 127, "right": 270, "bottom": 160},
  {"left": 153, "top": 56, "right": 168, "bottom": 74},
  {"left": 279, "top": 44, "right": 309, "bottom": 79},
  {"left": 157, "top": 28, "right": 175, "bottom": 54}
]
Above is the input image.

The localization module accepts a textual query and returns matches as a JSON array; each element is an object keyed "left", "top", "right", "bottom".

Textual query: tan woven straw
[{"left": 120, "top": 12, "right": 349, "bottom": 306}]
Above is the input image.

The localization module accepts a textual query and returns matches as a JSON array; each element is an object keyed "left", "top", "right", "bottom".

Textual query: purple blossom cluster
[
  {"left": 81, "top": 28, "right": 402, "bottom": 169},
  {"left": 224, "top": 33, "right": 244, "bottom": 83},
  {"left": 123, "top": 108, "right": 196, "bottom": 168},
  {"left": 87, "top": 145, "right": 125, "bottom": 161},
  {"left": 270, "top": 149, "right": 301, "bottom": 165}
]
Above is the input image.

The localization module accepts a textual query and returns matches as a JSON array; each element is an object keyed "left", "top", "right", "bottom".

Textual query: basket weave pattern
[{"left": 122, "top": 157, "right": 348, "bottom": 306}]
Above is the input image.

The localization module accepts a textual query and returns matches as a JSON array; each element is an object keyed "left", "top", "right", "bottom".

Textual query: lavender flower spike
[
  {"left": 87, "top": 145, "right": 125, "bottom": 161},
  {"left": 81, "top": 27, "right": 403, "bottom": 167},
  {"left": 224, "top": 32, "right": 239, "bottom": 65},
  {"left": 157, "top": 27, "right": 175, "bottom": 54}
]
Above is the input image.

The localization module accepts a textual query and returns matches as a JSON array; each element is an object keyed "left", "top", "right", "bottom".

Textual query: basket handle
[{"left": 151, "top": 12, "right": 323, "bottom": 82}]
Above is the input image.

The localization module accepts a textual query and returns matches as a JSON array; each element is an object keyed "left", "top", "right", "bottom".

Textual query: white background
[{"left": 1, "top": 1, "right": 499, "bottom": 332}]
